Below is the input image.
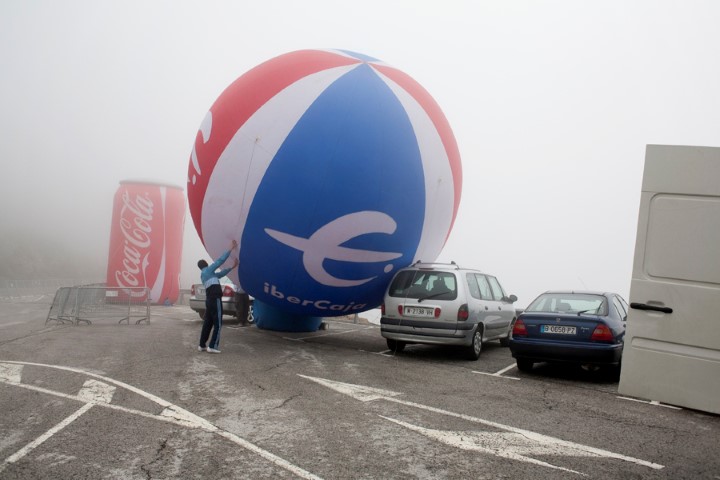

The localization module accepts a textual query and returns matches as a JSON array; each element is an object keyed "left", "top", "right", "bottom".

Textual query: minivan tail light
[
  {"left": 222, "top": 285, "right": 234, "bottom": 297},
  {"left": 191, "top": 285, "right": 196, "bottom": 295},
  {"left": 397, "top": 305, "right": 403, "bottom": 315},
  {"left": 434, "top": 307, "right": 441, "bottom": 318},
  {"left": 591, "top": 324, "right": 614, "bottom": 342},
  {"left": 512, "top": 319, "right": 528, "bottom": 337},
  {"left": 380, "top": 303, "right": 385, "bottom": 315},
  {"left": 457, "top": 304, "right": 469, "bottom": 321}
]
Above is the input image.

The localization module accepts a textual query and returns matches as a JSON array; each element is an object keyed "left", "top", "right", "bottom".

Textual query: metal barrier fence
[{"left": 46, "top": 286, "right": 150, "bottom": 325}]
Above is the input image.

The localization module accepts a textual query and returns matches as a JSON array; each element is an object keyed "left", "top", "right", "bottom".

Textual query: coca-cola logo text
[{"left": 114, "top": 191, "right": 155, "bottom": 288}]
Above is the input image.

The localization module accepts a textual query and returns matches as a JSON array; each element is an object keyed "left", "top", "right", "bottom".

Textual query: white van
[
  {"left": 618, "top": 145, "right": 720, "bottom": 414},
  {"left": 380, "top": 262, "right": 517, "bottom": 360}
]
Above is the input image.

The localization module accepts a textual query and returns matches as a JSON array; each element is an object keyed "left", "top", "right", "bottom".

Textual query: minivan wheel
[
  {"left": 466, "top": 328, "right": 483, "bottom": 360},
  {"left": 387, "top": 339, "right": 406, "bottom": 353},
  {"left": 516, "top": 359, "right": 534, "bottom": 372},
  {"left": 197, "top": 310, "right": 205, "bottom": 320}
]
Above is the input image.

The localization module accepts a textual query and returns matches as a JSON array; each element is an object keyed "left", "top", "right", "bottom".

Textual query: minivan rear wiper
[{"left": 418, "top": 292, "right": 447, "bottom": 302}]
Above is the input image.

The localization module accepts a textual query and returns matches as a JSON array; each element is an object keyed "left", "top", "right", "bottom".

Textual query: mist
[{"left": 2, "top": 1, "right": 719, "bottom": 306}]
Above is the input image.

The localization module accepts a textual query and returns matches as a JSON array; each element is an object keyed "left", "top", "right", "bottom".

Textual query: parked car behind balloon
[
  {"left": 189, "top": 278, "right": 254, "bottom": 324},
  {"left": 381, "top": 262, "right": 517, "bottom": 360},
  {"left": 509, "top": 291, "right": 628, "bottom": 372}
]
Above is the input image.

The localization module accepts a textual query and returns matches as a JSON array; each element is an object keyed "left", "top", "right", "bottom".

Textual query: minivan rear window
[{"left": 388, "top": 270, "right": 458, "bottom": 300}]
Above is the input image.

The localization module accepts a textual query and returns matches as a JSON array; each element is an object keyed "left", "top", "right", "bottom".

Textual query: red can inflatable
[{"left": 106, "top": 180, "right": 185, "bottom": 304}]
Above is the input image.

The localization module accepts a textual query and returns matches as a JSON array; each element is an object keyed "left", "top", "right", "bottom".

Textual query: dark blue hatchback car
[{"left": 509, "top": 291, "right": 628, "bottom": 372}]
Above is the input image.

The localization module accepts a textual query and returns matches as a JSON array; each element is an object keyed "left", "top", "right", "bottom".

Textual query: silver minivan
[{"left": 380, "top": 262, "right": 517, "bottom": 360}]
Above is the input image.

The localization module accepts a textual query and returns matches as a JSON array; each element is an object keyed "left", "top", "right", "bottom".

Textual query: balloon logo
[{"left": 187, "top": 49, "right": 462, "bottom": 331}]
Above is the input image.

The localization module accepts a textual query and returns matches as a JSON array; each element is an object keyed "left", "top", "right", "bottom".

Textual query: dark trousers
[
  {"left": 199, "top": 284, "right": 223, "bottom": 349},
  {"left": 236, "top": 293, "right": 250, "bottom": 324}
]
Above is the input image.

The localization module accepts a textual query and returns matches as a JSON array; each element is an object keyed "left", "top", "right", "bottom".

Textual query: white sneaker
[
  {"left": 197, "top": 346, "right": 205, "bottom": 352},
  {"left": 207, "top": 348, "right": 221, "bottom": 354}
]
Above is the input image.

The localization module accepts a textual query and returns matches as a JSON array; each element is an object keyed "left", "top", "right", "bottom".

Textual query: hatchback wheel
[
  {"left": 387, "top": 339, "right": 406, "bottom": 353},
  {"left": 466, "top": 327, "right": 483, "bottom": 360},
  {"left": 516, "top": 359, "right": 534, "bottom": 372},
  {"left": 197, "top": 310, "right": 206, "bottom": 320}
]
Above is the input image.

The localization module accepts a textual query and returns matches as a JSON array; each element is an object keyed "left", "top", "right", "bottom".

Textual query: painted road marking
[
  {"left": 1, "top": 403, "right": 94, "bottom": 473},
  {"left": 0, "top": 363, "right": 105, "bottom": 474},
  {"left": 473, "top": 362, "right": 521, "bottom": 380},
  {"left": 617, "top": 396, "right": 682, "bottom": 410},
  {"left": 381, "top": 416, "right": 590, "bottom": 475},
  {"left": 284, "top": 325, "right": 375, "bottom": 341},
  {"left": 0, "top": 361, "right": 323, "bottom": 480},
  {"left": 0, "top": 363, "right": 22, "bottom": 383},
  {"left": 77, "top": 379, "right": 116, "bottom": 404},
  {"left": 299, "top": 375, "right": 664, "bottom": 474}
]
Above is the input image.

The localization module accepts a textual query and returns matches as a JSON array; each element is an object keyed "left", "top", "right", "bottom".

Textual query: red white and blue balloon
[{"left": 187, "top": 49, "right": 462, "bottom": 330}]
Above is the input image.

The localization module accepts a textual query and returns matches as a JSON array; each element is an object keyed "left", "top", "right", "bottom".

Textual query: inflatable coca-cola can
[{"left": 106, "top": 180, "right": 185, "bottom": 304}]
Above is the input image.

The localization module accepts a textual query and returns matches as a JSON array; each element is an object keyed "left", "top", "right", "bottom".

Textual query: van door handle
[{"left": 630, "top": 303, "right": 673, "bottom": 314}]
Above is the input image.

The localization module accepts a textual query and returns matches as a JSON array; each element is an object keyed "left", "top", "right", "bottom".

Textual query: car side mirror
[{"left": 505, "top": 294, "right": 518, "bottom": 303}]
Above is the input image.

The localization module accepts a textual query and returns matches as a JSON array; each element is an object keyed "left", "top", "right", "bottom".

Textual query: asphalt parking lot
[{"left": 1, "top": 293, "right": 719, "bottom": 479}]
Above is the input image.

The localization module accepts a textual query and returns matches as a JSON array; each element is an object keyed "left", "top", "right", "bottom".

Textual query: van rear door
[
  {"left": 387, "top": 269, "right": 458, "bottom": 335},
  {"left": 618, "top": 145, "right": 720, "bottom": 414}
]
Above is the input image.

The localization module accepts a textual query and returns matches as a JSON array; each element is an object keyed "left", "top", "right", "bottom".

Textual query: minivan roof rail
[{"left": 410, "top": 260, "right": 461, "bottom": 270}]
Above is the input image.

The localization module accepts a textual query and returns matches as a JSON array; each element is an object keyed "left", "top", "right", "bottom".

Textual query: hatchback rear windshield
[
  {"left": 388, "top": 270, "right": 458, "bottom": 301},
  {"left": 526, "top": 293, "right": 607, "bottom": 315}
]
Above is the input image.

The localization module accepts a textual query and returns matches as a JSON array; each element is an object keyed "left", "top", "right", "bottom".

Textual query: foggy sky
[{"left": 1, "top": 1, "right": 719, "bottom": 306}]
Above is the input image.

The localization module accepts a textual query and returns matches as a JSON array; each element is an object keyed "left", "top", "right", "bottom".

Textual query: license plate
[
  {"left": 403, "top": 306, "right": 435, "bottom": 318},
  {"left": 541, "top": 325, "right": 577, "bottom": 335}
]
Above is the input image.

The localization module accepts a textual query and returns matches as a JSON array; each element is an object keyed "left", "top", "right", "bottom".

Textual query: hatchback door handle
[{"left": 630, "top": 302, "right": 673, "bottom": 314}]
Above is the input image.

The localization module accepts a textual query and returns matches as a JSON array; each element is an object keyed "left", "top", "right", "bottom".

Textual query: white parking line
[
  {"left": 494, "top": 363, "right": 519, "bottom": 376},
  {"left": 0, "top": 361, "right": 323, "bottom": 479},
  {"left": 1, "top": 403, "right": 94, "bottom": 473},
  {"left": 472, "top": 363, "right": 521, "bottom": 380},
  {"left": 617, "top": 396, "right": 682, "bottom": 410},
  {"left": 283, "top": 325, "right": 375, "bottom": 341},
  {"left": 301, "top": 375, "right": 664, "bottom": 472}
]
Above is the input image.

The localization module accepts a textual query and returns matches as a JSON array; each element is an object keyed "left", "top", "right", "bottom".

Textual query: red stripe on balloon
[
  {"left": 187, "top": 50, "right": 362, "bottom": 242},
  {"left": 369, "top": 63, "right": 462, "bottom": 239}
]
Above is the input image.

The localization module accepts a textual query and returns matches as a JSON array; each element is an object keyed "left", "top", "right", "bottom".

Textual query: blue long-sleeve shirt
[{"left": 200, "top": 249, "right": 233, "bottom": 288}]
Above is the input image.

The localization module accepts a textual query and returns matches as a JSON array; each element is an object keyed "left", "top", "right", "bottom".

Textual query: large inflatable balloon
[{"left": 187, "top": 49, "right": 462, "bottom": 331}]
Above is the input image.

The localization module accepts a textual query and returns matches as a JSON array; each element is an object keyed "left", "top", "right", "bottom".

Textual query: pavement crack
[
  {"left": 140, "top": 438, "right": 168, "bottom": 479},
  {"left": 0, "top": 325, "right": 72, "bottom": 347},
  {"left": 275, "top": 393, "right": 300, "bottom": 410}
]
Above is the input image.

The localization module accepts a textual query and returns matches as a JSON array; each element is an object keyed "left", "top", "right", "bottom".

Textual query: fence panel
[
  {"left": 45, "top": 287, "right": 77, "bottom": 324},
  {"left": 46, "top": 286, "right": 150, "bottom": 325}
]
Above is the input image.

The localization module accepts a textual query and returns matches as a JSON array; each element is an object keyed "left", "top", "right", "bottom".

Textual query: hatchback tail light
[
  {"left": 434, "top": 307, "right": 441, "bottom": 318},
  {"left": 457, "top": 304, "right": 469, "bottom": 321},
  {"left": 380, "top": 303, "right": 385, "bottom": 315},
  {"left": 512, "top": 319, "right": 528, "bottom": 337},
  {"left": 191, "top": 285, "right": 196, "bottom": 295},
  {"left": 222, "top": 285, "right": 234, "bottom": 297},
  {"left": 591, "top": 324, "right": 614, "bottom": 342}
]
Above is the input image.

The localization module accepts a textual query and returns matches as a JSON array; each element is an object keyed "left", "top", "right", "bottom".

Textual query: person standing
[{"left": 197, "top": 240, "right": 238, "bottom": 353}]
